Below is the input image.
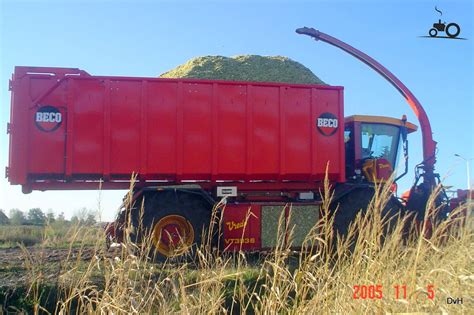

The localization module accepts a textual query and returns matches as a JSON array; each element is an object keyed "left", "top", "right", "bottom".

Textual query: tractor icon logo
[
  {"left": 429, "top": 19, "right": 460, "bottom": 38},
  {"left": 421, "top": 7, "right": 466, "bottom": 40}
]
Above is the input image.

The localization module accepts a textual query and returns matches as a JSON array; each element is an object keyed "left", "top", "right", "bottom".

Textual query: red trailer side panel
[
  {"left": 7, "top": 67, "right": 345, "bottom": 192},
  {"left": 109, "top": 80, "right": 141, "bottom": 175},
  {"left": 71, "top": 79, "right": 105, "bottom": 175},
  {"left": 182, "top": 83, "right": 213, "bottom": 177},
  {"left": 216, "top": 84, "right": 247, "bottom": 178},
  {"left": 147, "top": 82, "right": 178, "bottom": 176},
  {"left": 251, "top": 86, "right": 280, "bottom": 178}
]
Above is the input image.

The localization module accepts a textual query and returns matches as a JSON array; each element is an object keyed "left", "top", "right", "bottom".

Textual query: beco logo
[
  {"left": 316, "top": 112, "right": 339, "bottom": 136},
  {"left": 35, "top": 105, "right": 62, "bottom": 132}
]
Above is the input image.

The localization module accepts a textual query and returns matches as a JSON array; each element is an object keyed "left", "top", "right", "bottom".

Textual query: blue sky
[{"left": 0, "top": 0, "right": 472, "bottom": 221}]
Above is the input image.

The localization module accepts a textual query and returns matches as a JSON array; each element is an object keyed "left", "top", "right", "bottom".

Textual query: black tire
[
  {"left": 175, "top": 190, "right": 217, "bottom": 257},
  {"left": 381, "top": 196, "right": 405, "bottom": 236},
  {"left": 445, "top": 23, "right": 460, "bottom": 38},
  {"left": 132, "top": 189, "right": 214, "bottom": 262},
  {"left": 332, "top": 188, "right": 371, "bottom": 237},
  {"left": 429, "top": 28, "right": 438, "bottom": 37},
  {"left": 331, "top": 188, "right": 403, "bottom": 246}
]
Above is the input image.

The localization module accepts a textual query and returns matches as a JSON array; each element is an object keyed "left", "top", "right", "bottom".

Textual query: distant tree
[
  {"left": 9, "top": 208, "right": 26, "bottom": 225},
  {"left": 46, "top": 210, "right": 55, "bottom": 224},
  {"left": 381, "top": 145, "right": 391, "bottom": 159},
  {"left": 0, "top": 209, "right": 10, "bottom": 225},
  {"left": 57, "top": 212, "right": 66, "bottom": 223},
  {"left": 70, "top": 215, "right": 79, "bottom": 225},
  {"left": 27, "top": 208, "right": 46, "bottom": 226},
  {"left": 73, "top": 207, "right": 98, "bottom": 225},
  {"left": 84, "top": 214, "right": 97, "bottom": 226},
  {"left": 74, "top": 207, "right": 90, "bottom": 222}
]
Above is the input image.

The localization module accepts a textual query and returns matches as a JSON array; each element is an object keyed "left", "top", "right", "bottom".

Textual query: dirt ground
[{"left": 0, "top": 246, "right": 119, "bottom": 289}]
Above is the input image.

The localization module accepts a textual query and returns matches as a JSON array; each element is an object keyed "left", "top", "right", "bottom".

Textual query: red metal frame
[
  {"left": 296, "top": 27, "right": 437, "bottom": 186},
  {"left": 222, "top": 203, "right": 262, "bottom": 252},
  {"left": 25, "top": 180, "right": 330, "bottom": 194}
]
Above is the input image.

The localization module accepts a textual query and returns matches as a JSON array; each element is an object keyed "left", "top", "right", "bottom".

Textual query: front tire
[
  {"left": 429, "top": 28, "right": 438, "bottom": 37},
  {"left": 331, "top": 188, "right": 403, "bottom": 245}
]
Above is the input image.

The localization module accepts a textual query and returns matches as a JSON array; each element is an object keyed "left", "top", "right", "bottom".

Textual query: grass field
[
  {"left": 1, "top": 182, "right": 472, "bottom": 314},
  {"left": 0, "top": 223, "right": 103, "bottom": 249}
]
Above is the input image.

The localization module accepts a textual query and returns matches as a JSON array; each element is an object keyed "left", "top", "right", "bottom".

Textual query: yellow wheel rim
[{"left": 152, "top": 214, "right": 195, "bottom": 257}]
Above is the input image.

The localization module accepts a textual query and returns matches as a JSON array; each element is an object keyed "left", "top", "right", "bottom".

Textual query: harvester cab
[{"left": 344, "top": 115, "right": 417, "bottom": 183}]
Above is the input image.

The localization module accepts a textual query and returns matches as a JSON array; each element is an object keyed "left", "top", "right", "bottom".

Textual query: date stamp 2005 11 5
[
  {"left": 352, "top": 285, "right": 464, "bottom": 305},
  {"left": 352, "top": 285, "right": 434, "bottom": 300}
]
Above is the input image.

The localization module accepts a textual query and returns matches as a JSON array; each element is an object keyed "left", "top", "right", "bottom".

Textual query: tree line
[{"left": 0, "top": 207, "right": 98, "bottom": 226}]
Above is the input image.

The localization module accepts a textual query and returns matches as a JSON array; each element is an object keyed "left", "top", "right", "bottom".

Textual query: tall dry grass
[{"left": 9, "top": 179, "right": 474, "bottom": 314}]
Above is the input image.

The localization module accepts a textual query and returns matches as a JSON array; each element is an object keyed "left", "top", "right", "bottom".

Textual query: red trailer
[{"left": 7, "top": 66, "right": 345, "bottom": 193}]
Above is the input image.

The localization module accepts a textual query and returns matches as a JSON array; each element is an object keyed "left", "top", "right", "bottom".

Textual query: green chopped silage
[
  {"left": 287, "top": 205, "right": 319, "bottom": 247},
  {"left": 261, "top": 205, "right": 286, "bottom": 248},
  {"left": 160, "top": 55, "right": 325, "bottom": 85},
  {"left": 260, "top": 205, "right": 320, "bottom": 248}
]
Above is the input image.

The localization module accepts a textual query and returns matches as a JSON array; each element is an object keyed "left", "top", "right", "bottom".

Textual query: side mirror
[
  {"left": 400, "top": 115, "right": 408, "bottom": 143},
  {"left": 396, "top": 115, "right": 409, "bottom": 183}
]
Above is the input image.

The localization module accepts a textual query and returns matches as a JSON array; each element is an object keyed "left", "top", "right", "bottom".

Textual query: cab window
[{"left": 360, "top": 123, "right": 400, "bottom": 167}]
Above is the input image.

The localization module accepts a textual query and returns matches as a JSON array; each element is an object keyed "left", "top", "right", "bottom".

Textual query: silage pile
[{"left": 160, "top": 55, "right": 325, "bottom": 85}]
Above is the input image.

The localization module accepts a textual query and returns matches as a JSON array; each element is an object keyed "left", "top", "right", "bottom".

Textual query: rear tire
[
  {"left": 132, "top": 189, "right": 214, "bottom": 262},
  {"left": 445, "top": 23, "right": 460, "bottom": 38}
]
